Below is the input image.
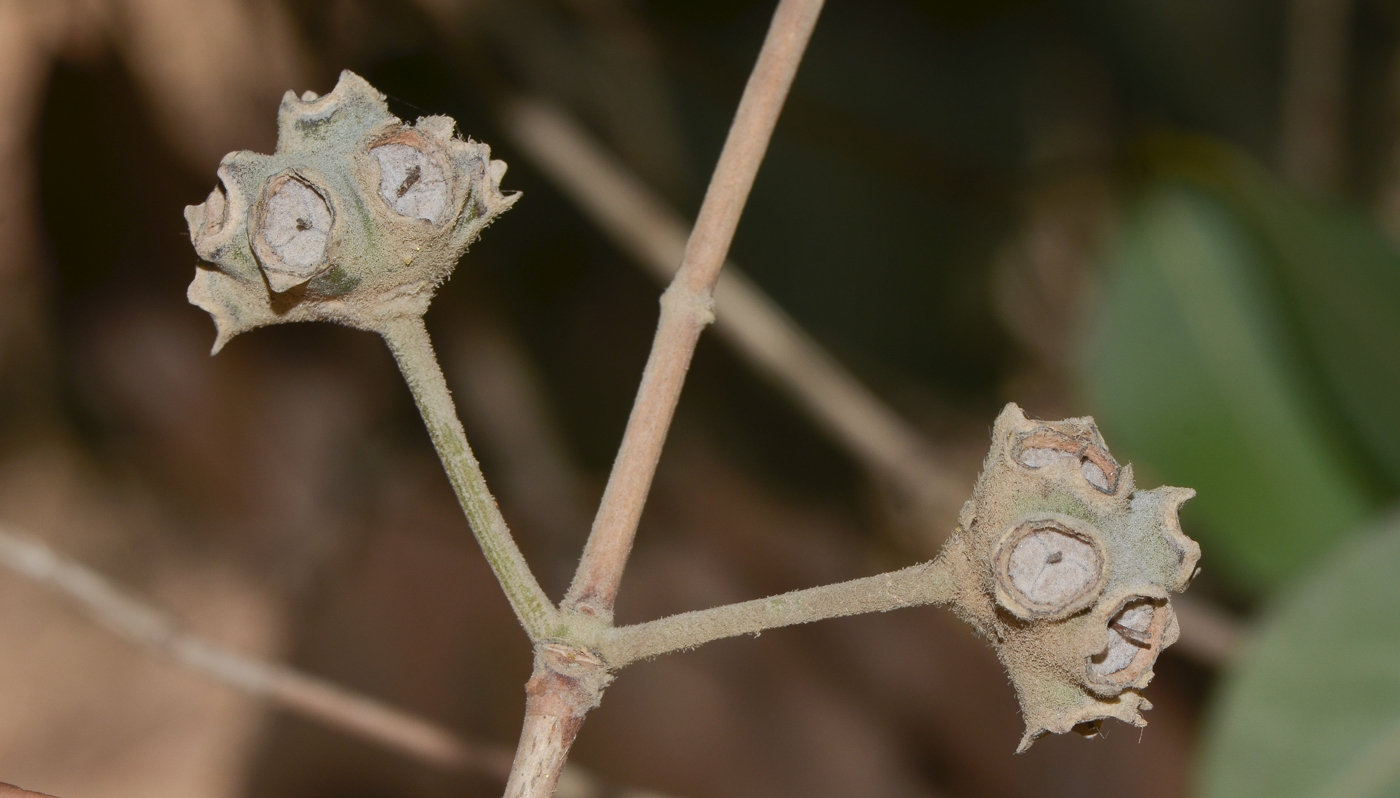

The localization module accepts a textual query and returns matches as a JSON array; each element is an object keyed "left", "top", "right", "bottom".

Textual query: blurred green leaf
[
  {"left": 1089, "top": 182, "right": 1372, "bottom": 590},
  {"left": 1142, "top": 137, "right": 1400, "bottom": 492},
  {"left": 1197, "top": 510, "right": 1400, "bottom": 798}
]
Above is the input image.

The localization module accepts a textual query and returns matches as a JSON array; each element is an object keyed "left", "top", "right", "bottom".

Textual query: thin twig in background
[
  {"left": 0, "top": 783, "right": 56, "bottom": 798},
  {"left": 0, "top": 524, "right": 497, "bottom": 772},
  {"left": 1280, "top": 0, "right": 1353, "bottom": 193},
  {"left": 498, "top": 93, "right": 1244, "bottom": 666},
  {"left": 0, "top": 524, "right": 674, "bottom": 798}
]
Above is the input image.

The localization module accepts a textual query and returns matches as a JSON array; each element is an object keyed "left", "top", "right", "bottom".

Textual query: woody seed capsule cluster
[
  {"left": 941, "top": 403, "right": 1201, "bottom": 751},
  {"left": 184, "top": 70, "right": 517, "bottom": 351}
]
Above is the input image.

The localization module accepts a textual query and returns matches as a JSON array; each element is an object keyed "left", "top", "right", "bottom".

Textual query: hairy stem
[
  {"left": 506, "top": 708, "right": 580, "bottom": 798},
  {"left": 602, "top": 558, "right": 957, "bottom": 666},
  {"left": 565, "top": 0, "right": 826, "bottom": 619},
  {"left": 504, "top": 644, "right": 610, "bottom": 798},
  {"left": 380, "top": 316, "right": 556, "bottom": 639}
]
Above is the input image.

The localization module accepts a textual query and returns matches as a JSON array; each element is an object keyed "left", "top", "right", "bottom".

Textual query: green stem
[
  {"left": 380, "top": 316, "right": 556, "bottom": 639},
  {"left": 600, "top": 557, "right": 956, "bottom": 667}
]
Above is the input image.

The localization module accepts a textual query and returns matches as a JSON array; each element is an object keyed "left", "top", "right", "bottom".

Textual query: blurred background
[{"left": 0, "top": 0, "right": 1398, "bottom": 796}]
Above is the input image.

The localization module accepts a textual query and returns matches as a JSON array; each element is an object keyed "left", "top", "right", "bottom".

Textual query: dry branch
[
  {"left": 565, "top": 0, "right": 827, "bottom": 621},
  {"left": 0, "top": 524, "right": 671, "bottom": 798},
  {"left": 495, "top": 3, "right": 830, "bottom": 794}
]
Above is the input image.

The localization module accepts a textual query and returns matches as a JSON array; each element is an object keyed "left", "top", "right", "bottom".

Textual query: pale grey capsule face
[
  {"left": 1008, "top": 529, "right": 1097, "bottom": 603},
  {"left": 1015, "top": 428, "right": 1121, "bottom": 494},
  {"left": 185, "top": 71, "right": 520, "bottom": 352},
  {"left": 1088, "top": 596, "right": 1170, "bottom": 686},
  {"left": 372, "top": 142, "right": 450, "bottom": 224},
  {"left": 264, "top": 178, "right": 331, "bottom": 269},
  {"left": 253, "top": 172, "right": 334, "bottom": 291},
  {"left": 993, "top": 517, "right": 1106, "bottom": 620},
  {"left": 200, "top": 183, "right": 228, "bottom": 239}
]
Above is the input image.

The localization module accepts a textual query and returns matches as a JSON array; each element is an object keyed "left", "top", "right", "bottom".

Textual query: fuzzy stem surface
[
  {"left": 381, "top": 316, "right": 556, "bottom": 639},
  {"left": 602, "top": 558, "right": 957, "bottom": 666},
  {"left": 506, "top": 708, "right": 580, "bottom": 798},
  {"left": 503, "top": 644, "right": 611, "bottom": 798},
  {"left": 565, "top": 0, "right": 826, "bottom": 620}
]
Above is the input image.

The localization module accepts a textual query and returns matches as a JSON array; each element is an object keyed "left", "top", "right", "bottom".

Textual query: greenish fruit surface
[
  {"left": 945, "top": 404, "right": 1200, "bottom": 751},
  {"left": 185, "top": 70, "right": 518, "bottom": 351}
]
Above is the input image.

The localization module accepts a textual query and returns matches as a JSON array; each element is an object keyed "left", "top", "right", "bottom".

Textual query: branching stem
[{"left": 380, "top": 316, "right": 556, "bottom": 640}]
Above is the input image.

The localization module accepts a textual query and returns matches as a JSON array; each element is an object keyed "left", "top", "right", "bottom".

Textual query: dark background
[{"left": 0, "top": 0, "right": 1396, "bottom": 796}]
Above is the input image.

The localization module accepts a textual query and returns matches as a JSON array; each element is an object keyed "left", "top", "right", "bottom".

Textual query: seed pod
[
  {"left": 941, "top": 403, "right": 1200, "bottom": 751},
  {"left": 184, "top": 71, "right": 518, "bottom": 351}
]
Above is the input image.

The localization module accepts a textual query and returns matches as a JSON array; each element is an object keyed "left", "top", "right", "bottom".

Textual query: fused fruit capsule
[
  {"left": 941, "top": 403, "right": 1200, "bottom": 751},
  {"left": 184, "top": 71, "right": 517, "bottom": 351}
]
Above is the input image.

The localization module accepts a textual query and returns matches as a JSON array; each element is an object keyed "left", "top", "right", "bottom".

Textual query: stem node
[{"left": 504, "top": 644, "right": 614, "bottom": 798}]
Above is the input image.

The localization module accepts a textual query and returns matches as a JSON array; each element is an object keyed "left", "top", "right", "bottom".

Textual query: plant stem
[
  {"left": 504, "top": 644, "right": 611, "bottom": 798},
  {"left": 506, "top": 708, "right": 578, "bottom": 798},
  {"left": 602, "top": 558, "right": 957, "bottom": 666},
  {"left": 499, "top": 96, "right": 1244, "bottom": 668},
  {"left": 564, "top": 0, "right": 826, "bottom": 620},
  {"left": 380, "top": 316, "right": 556, "bottom": 639}
]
